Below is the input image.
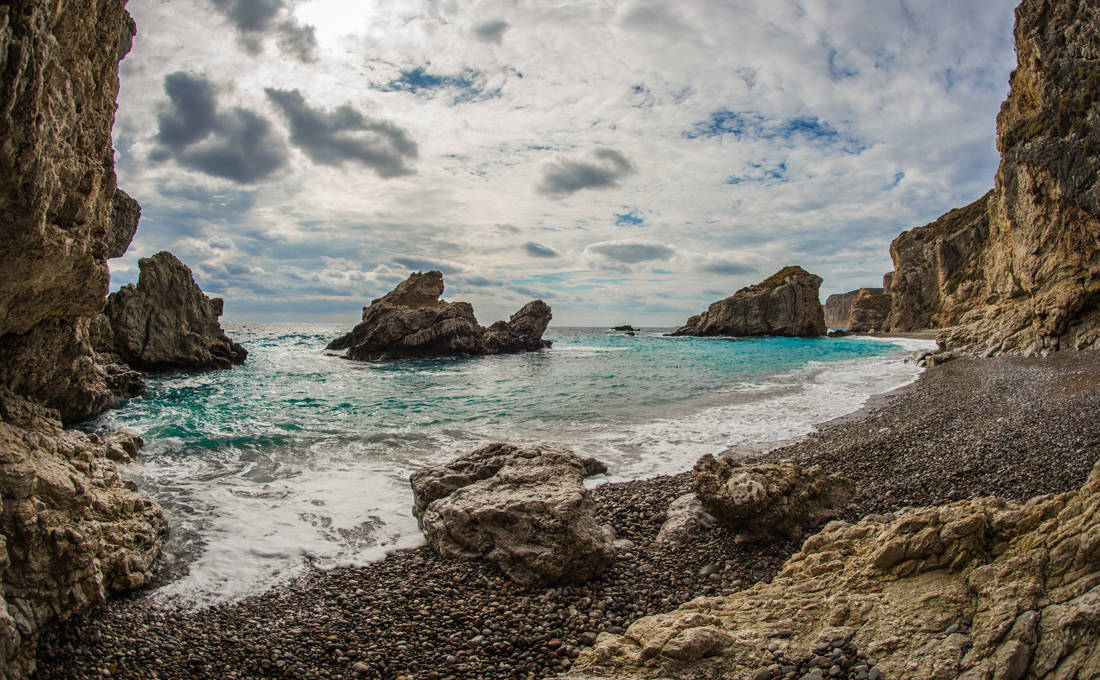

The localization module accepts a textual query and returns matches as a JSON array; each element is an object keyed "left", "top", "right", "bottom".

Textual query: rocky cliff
[
  {"left": 888, "top": 0, "right": 1100, "bottom": 355},
  {"left": 847, "top": 289, "right": 892, "bottom": 333},
  {"left": 327, "top": 271, "right": 552, "bottom": 360},
  {"left": 671, "top": 266, "right": 826, "bottom": 338},
  {"left": 0, "top": 2, "right": 168, "bottom": 677},
  {"left": 824, "top": 288, "right": 884, "bottom": 330},
  {"left": 93, "top": 251, "right": 247, "bottom": 371},
  {"left": 568, "top": 459, "right": 1100, "bottom": 680}
]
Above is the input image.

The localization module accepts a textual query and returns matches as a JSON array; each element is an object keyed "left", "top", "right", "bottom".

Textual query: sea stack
[
  {"left": 93, "top": 251, "right": 247, "bottom": 371},
  {"left": 671, "top": 266, "right": 826, "bottom": 338},
  {"left": 327, "top": 271, "right": 552, "bottom": 360},
  {"left": 824, "top": 288, "right": 884, "bottom": 329}
]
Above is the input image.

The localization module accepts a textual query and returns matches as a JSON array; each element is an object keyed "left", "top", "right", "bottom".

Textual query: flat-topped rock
[
  {"left": 327, "top": 271, "right": 552, "bottom": 361},
  {"left": 671, "top": 266, "right": 826, "bottom": 338},
  {"left": 93, "top": 251, "right": 247, "bottom": 371},
  {"left": 411, "top": 443, "right": 614, "bottom": 585}
]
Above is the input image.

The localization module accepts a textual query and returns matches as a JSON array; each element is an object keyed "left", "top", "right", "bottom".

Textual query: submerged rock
[
  {"left": 327, "top": 271, "right": 551, "bottom": 360},
  {"left": 568, "top": 459, "right": 1100, "bottom": 680},
  {"left": 410, "top": 443, "right": 614, "bottom": 585},
  {"left": 94, "top": 251, "right": 247, "bottom": 371},
  {"left": 692, "top": 456, "right": 853, "bottom": 542},
  {"left": 671, "top": 266, "right": 826, "bottom": 338}
]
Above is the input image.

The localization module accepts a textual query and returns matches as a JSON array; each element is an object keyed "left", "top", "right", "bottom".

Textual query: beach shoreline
[{"left": 32, "top": 350, "right": 1100, "bottom": 680}]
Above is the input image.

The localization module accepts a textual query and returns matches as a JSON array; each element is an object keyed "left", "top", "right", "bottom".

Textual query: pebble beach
[{"left": 32, "top": 350, "right": 1100, "bottom": 680}]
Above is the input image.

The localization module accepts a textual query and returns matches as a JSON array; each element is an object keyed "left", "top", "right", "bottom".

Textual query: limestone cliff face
[
  {"left": 847, "top": 289, "right": 892, "bottom": 333},
  {"left": 0, "top": 3, "right": 168, "bottom": 677},
  {"left": 94, "top": 252, "right": 248, "bottom": 371},
  {"left": 888, "top": 0, "right": 1100, "bottom": 354},
  {"left": 671, "top": 267, "right": 826, "bottom": 338},
  {"left": 824, "top": 288, "right": 884, "bottom": 330},
  {"left": 0, "top": 1, "right": 144, "bottom": 422},
  {"left": 568, "top": 460, "right": 1100, "bottom": 680}
]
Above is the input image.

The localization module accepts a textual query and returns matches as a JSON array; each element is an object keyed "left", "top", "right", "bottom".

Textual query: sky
[{"left": 112, "top": 0, "right": 1020, "bottom": 326}]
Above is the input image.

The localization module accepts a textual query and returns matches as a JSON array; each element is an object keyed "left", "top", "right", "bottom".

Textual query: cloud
[
  {"left": 472, "top": 20, "right": 510, "bottom": 45},
  {"left": 699, "top": 261, "right": 757, "bottom": 276},
  {"left": 151, "top": 72, "right": 289, "bottom": 183},
  {"left": 523, "top": 242, "right": 560, "bottom": 258},
  {"left": 392, "top": 256, "right": 465, "bottom": 275},
  {"left": 209, "top": 0, "right": 318, "bottom": 62},
  {"left": 265, "top": 89, "right": 418, "bottom": 177},
  {"left": 537, "top": 148, "right": 637, "bottom": 196},
  {"left": 586, "top": 240, "right": 675, "bottom": 264}
]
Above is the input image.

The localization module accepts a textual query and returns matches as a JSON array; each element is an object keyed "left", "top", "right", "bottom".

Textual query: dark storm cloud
[
  {"left": 523, "top": 242, "right": 560, "bottom": 258},
  {"left": 152, "top": 72, "right": 289, "bottom": 184},
  {"left": 587, "top": 242, "right": 675, "bottom": 263},
  {"left": 700, "top": 261, "right": 757, "bottom": 276},
  {"left": 472, "top": 19, "right": 509, "bottom": 45},
  {"left": 210, "top": 0, "right": 318, "bottom": 62},
  {"left": 537, "top": 148, "right": 636, "bottom": 196},
  {"left": 265, "top": 89, "right": 418, "bottom": 177}
]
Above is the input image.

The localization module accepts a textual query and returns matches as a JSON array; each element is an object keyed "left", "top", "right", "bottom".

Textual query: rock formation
[
  {"left": 824, "top": 288, "right": 885, "bottom": 330},
  {"left": 0, "top": 3, "right": 168, "bottom": 677},
  {"left": 671, "top": 267, "right": 826, "bottom": 338},
  {"left": 568, "top": 459, "right": 1100, "bottom": 680},
  {"left": 847, "top": 289, "right": 892, "bottom": 333},
  {"left": 93, "top": 251, "right": 247, "bottom": 371},
  {"left": 655, "top": 494, "right": 716, "bottom": 546},
  {"left": 410, "top": 443, "right": 614, "bottom": 586},
  {"left": 692, "top": 456, "right": 853, "bottom": 542},
  {"left": 327, "top": 271, "right": 552, "bottom": 361},
  {"left": 886, "top": 0, "right": 1100, "bottom": 355}
]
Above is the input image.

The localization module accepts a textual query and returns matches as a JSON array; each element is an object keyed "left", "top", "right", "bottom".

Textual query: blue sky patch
[
  {"left": 377, "top": 66, "right": 500, "bottom": 105},
  {"left": 684, "top": 109, "right": 863, "bottom": 153},
  {"left": 726, "top": 161, "right": 789, "bottom": 186},
  {"left": 614, "top": 209, "right": 645, "bottom": 227}
]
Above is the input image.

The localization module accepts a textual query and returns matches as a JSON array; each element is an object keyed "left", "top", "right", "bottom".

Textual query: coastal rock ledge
[
  {"left": 671, "top": 266, "right": 826, "bottom": 338},
  {"left": 327, "top": 271, "right": 552, "bottom": 361},
  {"left": 567, "top": 459, "right": 1100, "bottom": 680},
  {"left": 410, "top": 443, "right": 614, "bottom": 586},
  {"left": 92, "top": 251, "right": 247, "bottom": 371}
]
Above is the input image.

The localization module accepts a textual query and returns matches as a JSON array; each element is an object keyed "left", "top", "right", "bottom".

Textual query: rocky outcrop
[
  {"left": 410, "top": 443, "right": 614, "bottom": 586},
  {"left": 692, "top": 456, "right": 853, "bottom": 542},
  {"left": 0, "top": 3, "right": 169, "bottom": 677},
  {"left": 824, "top": 288, "right": 884, "bottom": 330},
  {"left": 93, "top": 251, "right": 247, "bottom": 371},
  {"left": 327, "top": 271, "right": 552, "bottom": 361},
  {"left": 671, "top": 267, "right": 826, "bottom": 338},
  {"left": 887, "top": 0, "right": 1100, "bottom": 355},
  {"left": 847, "top": 289, "right": 892, "bottom": 333},
  {"left": 0, "top": 390, "right": 167, "bottom": 679},
  {"left": 568, "top": 459, "right": 1100, "bottom": 680}
]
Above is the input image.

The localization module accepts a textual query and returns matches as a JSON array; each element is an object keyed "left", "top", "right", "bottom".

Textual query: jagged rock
[
  {"left": 613, "top": 325, "right": 637, "bottom": 332},
  {"left": 327, "top": 271, "right": 552, "bottom": 361},
  {"left": 0, "top": 389, "right": 167, "bottom": 679},
  {"left": 410, "top": 443, "right": 614, "bottom": 585},
  {"left": 691, "top": 456, "right": 853, "bottom": 542},
  {"left": 94, "top": 251, "right": 247, "bottom": 371},
  {"left": 824, "top": 289, "right": 877, "bottom": 329},
  {"left": 826, "top": 329, "right": 851, "bottom": 338},
  {"left": 106, "top": 189, "right": 140, "bottom": 260},
  {"left": 847, "top": 289, "right": 892, "bottom": 333},
  {"left": 0, "top": 0, "right": 144, "bottom": 421},
  {"left": 671, "top": 267, "right": 826, "bottom": 338},
  {"left": 567, "top": 459, "right": 1100, "bottom": 680},
  {"left": 655, "top": 494, "right": 716, "bottom": 546},
  {"left": 887, "top": 0, "right": 1100, "bottom": 355}
]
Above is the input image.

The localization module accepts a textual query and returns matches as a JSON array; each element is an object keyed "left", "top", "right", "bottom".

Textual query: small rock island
[
  {"left": 671, "top": 266, "right": 826, "bottom": 338},
  {"left": 327, "top": 271, "right": 552, "bottom": 360}
]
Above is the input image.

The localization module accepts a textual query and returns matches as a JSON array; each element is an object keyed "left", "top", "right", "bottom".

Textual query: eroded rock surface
[
  {"left": 94, "top": 251, "right": 247, "bottom": 371},
  {"left": 671, "top": 267, "right": 826, "bottom": 338},
  {"left": 692, "top": 456, "right": 853, "bottom": 542},
  {"left": 568, "top": 460, "right": 1100, "bottom": 680},
  {"left": 655, "top": 494, "right": 716, "bottom": 546},
  {"left": 327, "top": 271, "right": 552, "bottom": 361},
  {"left": 410, "top": 443, "right": 613, "bottom": 585},
  {"left": 847, "top": 289, "right": 892, "bottom": 334},
  {"left": 0, "top": 390, "right": 167, "bottom": 679}
]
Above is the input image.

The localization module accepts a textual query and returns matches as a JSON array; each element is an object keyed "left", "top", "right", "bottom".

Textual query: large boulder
[
  {"left": 94, "top": 251, "right": 247, "bottom": 371},
  {"left": 568, "top": 459, "right": 1100, "bottom": 680},
  {"left": 410, "top": 443, "right": 614, "bottom": 586},
  {"left": 671, "top": 267, "right": 826, "bottom": 338},
  {"left": 0, "top": 390, "right": 167, "bottom": 678},
  {"left": 847, "top": 289, "right": 893, "bottom": 333},
  {"left": 886, "top": 0, "right": 1100, "bottom": 355},
  {"left": 327, "top": 271, "right": 552, "bottom": 360},
  {"left": 655, "top": 494, "right": 716, "bottom": 546},
  {"left": 691, "top": 456, "right": 853, "bottom": 542}
]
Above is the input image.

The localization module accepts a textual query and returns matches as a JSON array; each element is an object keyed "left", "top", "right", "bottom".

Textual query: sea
[{"left": 85, "top": 325, "right": 935, "bottom": 606}]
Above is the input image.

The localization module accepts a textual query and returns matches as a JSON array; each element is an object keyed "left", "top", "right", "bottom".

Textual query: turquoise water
[{"left": 90, "top": 325, "right": 932, "bottom": 604}]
